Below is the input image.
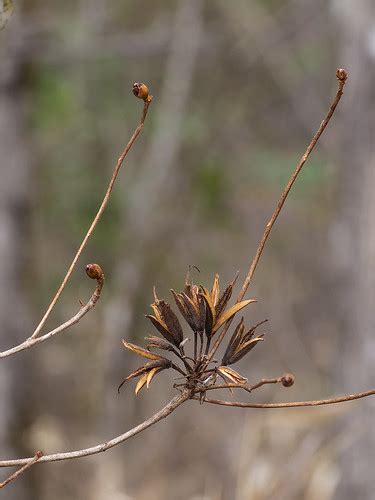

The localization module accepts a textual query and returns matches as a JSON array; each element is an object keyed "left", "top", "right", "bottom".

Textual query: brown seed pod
[
  {"left": 132, "top": 82, "right": 150, "bottom": 101},
  {"left": 85, "top": 263, "right": 103, "bottom": 280},
  {"left": 281, "top": 373, "right": 295, "bottom": 388}
]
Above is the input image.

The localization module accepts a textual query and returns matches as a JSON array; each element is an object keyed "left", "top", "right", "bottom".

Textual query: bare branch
[
  {"left": 30, "top": 90, "right": 153, "bottom": 340},
  {"left": 208, "top": 69, "right": 348, "bottom": 360},
  {"left": 0, "top": 265, "right": 104, "bottom": 358},
  {"left": 195, "top": 377, "right": 283, "bottom": 395},
  {"left": 0, "top": 390, "right": 190, "bottom": 468},
  {"left": 199, "top": 388, "right": 375, "bottom": 409},
  {"left": 0, "top": 451, "right": 43, "bottom": 489}
]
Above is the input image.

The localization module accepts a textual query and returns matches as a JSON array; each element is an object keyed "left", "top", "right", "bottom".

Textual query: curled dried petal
[
  {"left": 217, "top": 366, "right": 247, "bottom": 385},
  {"left": 212, "top": 299, "right": 256, "bottom": 333}
]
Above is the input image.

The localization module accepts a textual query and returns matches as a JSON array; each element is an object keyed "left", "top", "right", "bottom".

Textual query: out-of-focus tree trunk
[
  {"left": 0, "top": 8, "right": 35, "bottom": 499},
  {"left": 331, "top": 1, "right": 375, "bottom": 498}
]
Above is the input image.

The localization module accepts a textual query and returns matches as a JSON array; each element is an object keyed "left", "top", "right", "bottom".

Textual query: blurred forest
[{"left": 1, "top": 1, "right": 375, "bottom": 499}]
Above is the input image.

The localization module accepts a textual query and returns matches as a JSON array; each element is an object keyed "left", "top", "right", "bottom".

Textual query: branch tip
[
  {"left": 280, "top": 373, "right": 295, "bottom": 388},
  {"left": 85, "top": 263, "right": 104, "bottom": 281},
  {"left": 133, "top": 82, "right": 152, "bottom": 102},
  {"left": 336, "top": 68, "right": 348, "bottom": 82}
]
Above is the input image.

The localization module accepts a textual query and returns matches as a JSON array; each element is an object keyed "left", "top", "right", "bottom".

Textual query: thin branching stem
[
  {"left": 0, "top": 452, "right": 43, "bottom": 489},
  {"left": 0, "top": 270, "right": 104, "bottom": 358},
  {"left": 208, "top": 69, "right": 348, "bottom": 360},
  {"left": 0, "top": 390, "right": 190, "bottom": 468},
  {"left": 30, "top": 95, "right": 152, "bottom": 340},
  {"left": 199, "top": 388, "right": 375, "bottom": 409}
]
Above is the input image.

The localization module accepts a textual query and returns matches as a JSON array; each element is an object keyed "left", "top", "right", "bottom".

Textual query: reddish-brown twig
[
  {"left": 200, "top": 389, "right": 375, "bottom": 409},
  {"left": 208, "top": 69, "right": 348, "bottom": 360},
  {"left": 0, "top": 451, "right": 43, "bottom": 489},
  {"left": 30, "top": 90, "right": 152, "bottom": 340}
]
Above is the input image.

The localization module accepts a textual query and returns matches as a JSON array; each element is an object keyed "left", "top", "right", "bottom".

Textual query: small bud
[
  {"left": 281, "top": 373, "right": 295, "bottom": 388},
  {"left": 35, "top": 450, "right": 43, "bottom": 459},
  {"left": 336, "top": 68, "right": 348, "bottom": 82},
  {"left": 133, "top": 82, "right": 150, "bottom": 101},
  {"left": 86, "top": 263, "right": 103, "bottom": 280}
]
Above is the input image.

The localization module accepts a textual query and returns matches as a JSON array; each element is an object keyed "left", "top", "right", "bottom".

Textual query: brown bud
[
  {"left": 86, "top": 263, "right": 103, "bottom": 280},
  {"left": 133, "top": 82, "right": 150, "bottom": 101},
  {"left": 336, "top": 68, "right": 348, "bottom": 82},
  {"left": 281, "top": 373, "right": 295, "bottom": 388}
]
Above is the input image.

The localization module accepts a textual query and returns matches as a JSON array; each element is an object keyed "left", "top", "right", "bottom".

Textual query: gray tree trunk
[
  {"left": 331, "top": 1, "right": 375, "bottom": 498},
  {"left": 0, "top": 9, "right": 35, "bottom": 499}
]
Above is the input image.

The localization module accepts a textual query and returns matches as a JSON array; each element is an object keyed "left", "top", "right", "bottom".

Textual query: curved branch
[
  {"left": 208, "top": 69, "right": 348, "bottom": 360},
  {"left": 0, "top": 390, "right": 190, "bottom": 468},
  {"left": 0, "top": 451, "right": 43, "bottom": 489},
  {"left": 199, "top": 388, "right": 375, "bottom": 409},
  {"left": 0, "top": 265, "right": 104, "bottom": 358},
  {"left": 30, "top": 90, "right": 153, "bottom": 340}
]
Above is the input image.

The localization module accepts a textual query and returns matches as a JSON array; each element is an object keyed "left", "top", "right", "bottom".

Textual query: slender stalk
[
  {"left": 200, "top": 388, "right": 375, "bottom": 409},
  {"left": 208, "top": 69, "right": 347, "bottom": 360},
  {"left": 0, "top": 452, "right": 43, "bottom": 489},
  {"left": 0, "top": 269, "right": 104, "bottom": 358},
  {"left": 0, "top": 390, "right": 190, "bottom": 468},
  {"left": 30, "top": 94, "right": 152, "bottom": 340}
]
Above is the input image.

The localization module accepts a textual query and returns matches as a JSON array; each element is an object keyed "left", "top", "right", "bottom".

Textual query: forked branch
[
  {"left": 30, "top": 85, "right": 152, "bottom": 340},
  {"left": 0, "top": 264, "right": 104, "bottom": 358}
]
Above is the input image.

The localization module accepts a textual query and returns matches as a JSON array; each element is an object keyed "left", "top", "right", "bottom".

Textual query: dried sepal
[
  {"left": 146, "top": 289, "right": 184, "bottom": 347},
  {"left": 171, "top": 287, "right": 205, "bottom": 332},
  {"left": 145, "top": 336, "right": 175, "bottom": 352},
  {"left": 222, "top": 317, "right": 245, "bottom": 365},
  {"left": 146, "top": 367, "right": 160, "bottom": 388},
  {"left": 211, "top": 274, "right": 220, "bottom": 307},
  {"left": 199, "top": 286, "right": 216, "bottom": 337},
  {"left": 146, "top": 314, "right": 176, "bottom": 345},
  {"left": 135, "top": 373, "right": 149, "bottom": 395},
  {"left": 217, "top": 366, "right": 248, "bottom": 385},
  {"left": 214, "top": 274, "right": 238, "bottom": 319},
  {"left": 222, "top": 318, "right": 266, "bottom": 366},
  {"left": 122, "top": 340, "right": 164, "bottom": 360},
  {"left": 118, "top": 358, "right": 171, "bottom": 393},
  {"left": 212, "top": 299, "right": 256, "bottom": 334}
]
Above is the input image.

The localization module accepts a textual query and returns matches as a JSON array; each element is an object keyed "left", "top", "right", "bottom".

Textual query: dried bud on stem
[
  {"left": 133, "top": 82, "right": 152, "bottom": 102},
  {"left": 85, "top": 263, "right": 103, "bottom": 280},
  {"left": 336, "top": 68, "right": 348, "bottom": 82},
  {"left": 281, "top": 373, "right": 295, "bottom": 388}
]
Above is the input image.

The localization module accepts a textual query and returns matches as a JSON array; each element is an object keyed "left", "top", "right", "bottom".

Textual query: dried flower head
[{"left": 119, "top": 274, "right": 263, "bottom": 395}]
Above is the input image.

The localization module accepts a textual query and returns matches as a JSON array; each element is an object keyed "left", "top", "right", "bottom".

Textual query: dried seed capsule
[
  {"left": 132, "top": 82, "right": 150, "bottom": 101},
  {"left": 281, "top": 373, "right": 295, "bottom": 388},
  {"left": 86, "top": 263, "right": 103, "bottom": 280}
]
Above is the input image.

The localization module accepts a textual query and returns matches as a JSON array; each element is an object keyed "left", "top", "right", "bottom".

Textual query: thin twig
[
  {"left": 0, "top": 390, "right": 190, "bottom": 468},
  {"left": 0, "top": 451, "right": 43, "bottom": 489},
  {"left": 30, "top": 93, "right": 152, "bottom": 340},
  {"left": 208, "top": 69, "right": 348, "bottom": 360},
  {"left": 0, "top": 268, "right": 104, "bottom": 358},
  {"left": 199, "top": 388, "right": 375, "bottom": 409},
  {"left": 194, "top": 377, "right": 281, "bottom": 395}
]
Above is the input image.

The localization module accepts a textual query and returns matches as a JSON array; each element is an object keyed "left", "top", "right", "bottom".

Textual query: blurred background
[{"left": 1, "top": 1, "right": 375, "bottom": 499}]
